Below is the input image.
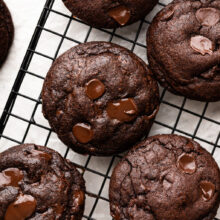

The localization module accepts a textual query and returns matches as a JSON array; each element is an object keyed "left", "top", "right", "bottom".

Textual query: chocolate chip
[
  {"left": 106, "top": 98, "right": 137, "bottom": 122},
  {"left": 200, "top": 181, "right": 215, "bottom": 201},
  {"left": 73, "top": 123, "right": 93, "bottom": 144},
  {"left": 177, "top": 154, "right": 196, "bottom": 174},
  {"left": 4, "top": 194, "right": 37, "bottom": 220},
  {"left": 190, "top": 35, "right": 213, "bottom": 55},
  {"left": 108, "top": 6, "right": 131, "bottom": 26},
  {"left": 0, "top": 168, "right": 23, "bottom": 188},
  {"left": 196, "top": 8, "right": 220, "bottom": 27},
  {"left": 85, "top": 79, "right": 105, "bottom": 100}
]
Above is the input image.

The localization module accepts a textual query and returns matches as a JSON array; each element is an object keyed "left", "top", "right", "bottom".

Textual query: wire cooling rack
[{"left": 0, "top": 0, "right": 220, "bottom": 219}]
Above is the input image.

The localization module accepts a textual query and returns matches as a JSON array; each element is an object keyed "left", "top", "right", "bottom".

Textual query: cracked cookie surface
[
  {"left": 42, "top": 42, "right": 159, "bottom": 156},
  {"left": 0, "top": 0, "right": 13, "bottom": 66},
  {"left": 147, "top": 0, "right": 220, "bottom": 101},
  {"left": 0, "top": 144, "right": 85, "bottom": 220},
  {"left": 62, "top": 0, "right": 158, "bottom": 28},
  {"left": 109, "top": 134, "right": 220, "bottom": 220}
]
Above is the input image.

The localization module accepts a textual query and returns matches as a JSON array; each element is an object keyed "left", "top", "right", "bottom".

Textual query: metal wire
[{"left": 0, "top": 0, "right": 219, "bottom": 219}]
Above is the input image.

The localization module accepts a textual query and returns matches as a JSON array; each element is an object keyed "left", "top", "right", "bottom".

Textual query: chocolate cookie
[
  {"left": 0, "top": 0, "right": 14, "bottom": 66},
  {"left": 109, "top": 134, "right": 220, "bottom": 220},
  {"left": 62, "top": 0, "right": 158, "bottom": 28},
  {"left": 147, "top": 0, "right": 220, "bottom": 102},
  {"left": 42, "top": 42, "right": 159, "bottom": 156},
  {"left": 0, "top": 144, "right": 85, "bottom": 220}
]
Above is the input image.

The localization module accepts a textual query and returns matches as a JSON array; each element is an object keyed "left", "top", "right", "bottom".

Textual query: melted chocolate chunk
[
  {"left": 0, "top": 168, "right": 23, "bottom": 188},
  {"left": 85, "top": 79, "right": 105, "bottom": 100},
  {"left": 190, "top": 35, "right": 213, "bottom": 55},
  {"left": 108, "top": 6, "right": 131, "bottom": 26},
  {"left": 4, "top": 194, "right": 37, "bottom": 220},
  {"left": 200, "top": 181, "right": 215, "bottom": 201},
  {"left": 73, "top": 123, "right": 94, "bottom": 144},
  {"left": 196, "top": 8, "right": 220, "bottom": 27},
  {"left": 106, "top": 98, "right": 137, "bottom": 122},
  {"left": 30, "top": 149, "right": 52, "bottom": 161},
  {"left": 177, "top": 154, "right": 196, "bottom": 174}
]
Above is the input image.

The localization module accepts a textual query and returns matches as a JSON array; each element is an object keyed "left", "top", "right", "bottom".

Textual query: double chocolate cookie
[
  {"left": 0, "top": 144, "right": 85, "bottom": 220},
  {"left": 0, "top": 0, "right": 13, "bottom": 66},
  {"left": 147, "top": 0, "right": 220, "bottom": 102},
  {"left": 109, "top": 134, "right": 220, "bottom": 220},
  {"left": 42, "top": 42, "right": 159, "bottom": 156},
  {"left": 62, "top": 0, "right": 158, "bottom": 28}
]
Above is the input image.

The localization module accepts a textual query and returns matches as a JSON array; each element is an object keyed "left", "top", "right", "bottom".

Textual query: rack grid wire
[{"left": 0, "top": 0, "right": 220, "bottom": 219}]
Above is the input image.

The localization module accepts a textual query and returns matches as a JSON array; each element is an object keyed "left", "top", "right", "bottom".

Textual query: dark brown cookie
[
  {"left": 62, "top": 0, "right": 158, "bottom": 28},
  {"left": 0, "top": 0, "right": 14, "bottom": 66},
  {"left": 42, "top": 42, "right": 159, "bottom": 156},
  {"left": 0, "top": 144, "right": 85, "bottom": 220},
  {"left": 109, "top": 134, "right": 220, "bottom": 220},
  {"left": 147, "top": 0, "right": 220, "bottom": 102}
]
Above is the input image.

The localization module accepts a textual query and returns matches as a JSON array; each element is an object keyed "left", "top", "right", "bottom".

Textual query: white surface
[
  {"left": 0, "top": 0, "right": 45, "bottom": 115},
  {"left": 0, "top": 0, "right": 220, "bottom": 219}
]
